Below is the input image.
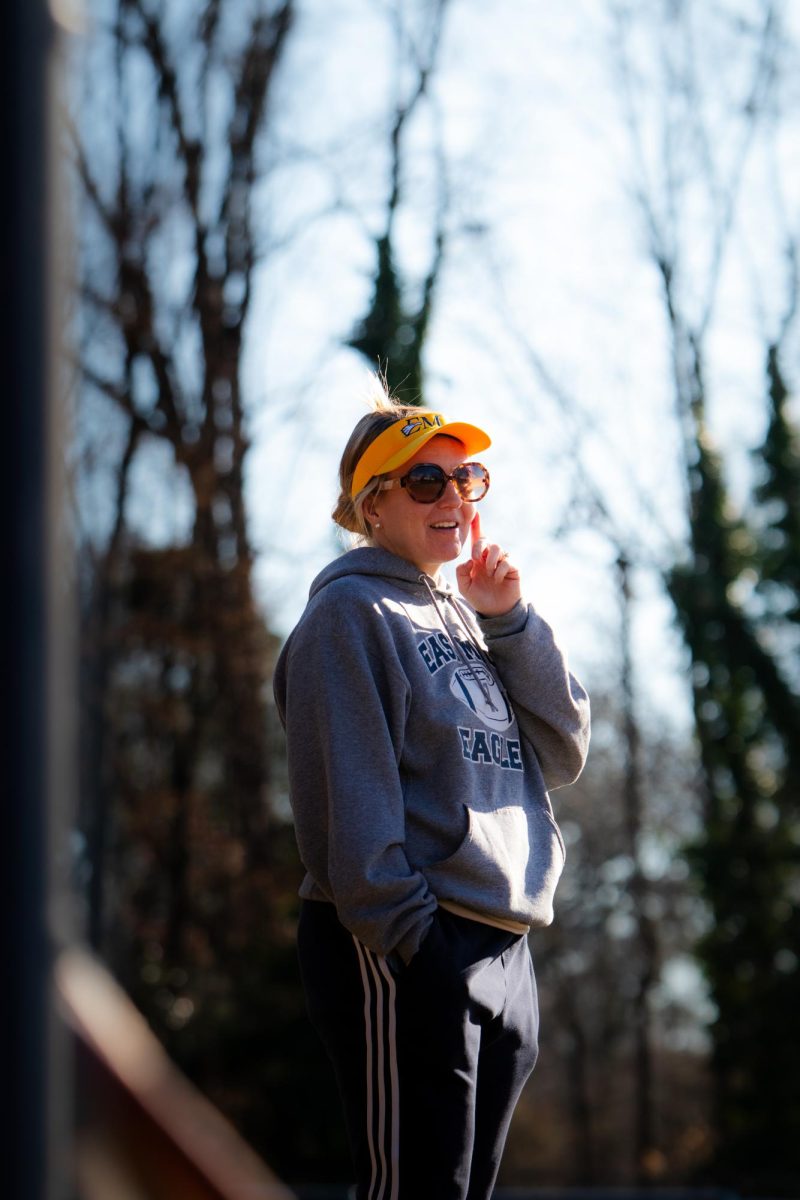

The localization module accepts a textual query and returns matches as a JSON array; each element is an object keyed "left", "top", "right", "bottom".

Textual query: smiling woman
[
  {"left": 273, "top": 376, "right": 590, "bottom": 1200},
  {"left": 365, "top": 437, "right": 486, "bottom": 578}
]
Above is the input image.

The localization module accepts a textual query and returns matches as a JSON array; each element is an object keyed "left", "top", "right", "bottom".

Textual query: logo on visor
[
  {"left": 449, "top": 664, "right": 513, "bottom": 731},
  {"left": 401, "top": 414, "right": 443, "bottom": 438}
]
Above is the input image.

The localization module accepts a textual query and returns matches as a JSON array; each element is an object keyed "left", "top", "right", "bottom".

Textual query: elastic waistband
[{"left": 438, "top": 900, "right": 530, "bottom": 936}]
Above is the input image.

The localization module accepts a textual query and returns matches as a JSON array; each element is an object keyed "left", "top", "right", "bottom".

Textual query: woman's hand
[{"left": 455, "top": 513, "right": 522, "bottom": 617}]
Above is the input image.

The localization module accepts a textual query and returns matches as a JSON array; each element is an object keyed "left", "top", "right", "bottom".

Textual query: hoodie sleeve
[
  {"left": 476, "top": 600, "right": 590, "bottom": 791},
  {"left": 273, "top": 586, "right": 436, "bottom": 963}
]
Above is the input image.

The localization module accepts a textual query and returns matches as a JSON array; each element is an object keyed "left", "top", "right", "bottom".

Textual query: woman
[{"left": 273, "top": 385, "right": 590, "bottom": 1200}]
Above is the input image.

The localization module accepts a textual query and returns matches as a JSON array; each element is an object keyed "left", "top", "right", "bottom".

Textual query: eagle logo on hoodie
[{"left": 449, "top": 663, "right": 513, "bottom": 731}]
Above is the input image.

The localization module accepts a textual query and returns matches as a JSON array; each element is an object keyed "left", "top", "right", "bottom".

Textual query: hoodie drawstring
[{"left": 419, "top": 575, "right": 500, "bottom": 714}]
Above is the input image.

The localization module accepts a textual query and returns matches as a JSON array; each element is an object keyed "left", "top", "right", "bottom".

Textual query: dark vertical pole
[{"left": 1, "top": 2, "right": 58, "bottom": 1198}]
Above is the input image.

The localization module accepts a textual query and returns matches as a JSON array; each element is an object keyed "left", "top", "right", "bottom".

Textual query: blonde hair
[{"left": 332, "top": 375, "right": 426, "bottom": 541}]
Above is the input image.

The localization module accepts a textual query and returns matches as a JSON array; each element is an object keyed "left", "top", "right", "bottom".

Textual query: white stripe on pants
[{"left": 352, "top": 938, "right": 400, "bottom": 1200}]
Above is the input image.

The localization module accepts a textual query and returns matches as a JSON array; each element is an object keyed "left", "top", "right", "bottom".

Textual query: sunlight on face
[{"left": 367, "top": 435, "right": 475, "bottom": 576}]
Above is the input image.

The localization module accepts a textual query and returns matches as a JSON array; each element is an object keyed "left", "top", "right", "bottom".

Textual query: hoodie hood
[{"left": 308, "top": 546, "right": 454, "bottom": 601}]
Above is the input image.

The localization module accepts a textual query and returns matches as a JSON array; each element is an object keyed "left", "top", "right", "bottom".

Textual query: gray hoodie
[{"left": 273, "top": 546, "right": 590, "bottom": 965}]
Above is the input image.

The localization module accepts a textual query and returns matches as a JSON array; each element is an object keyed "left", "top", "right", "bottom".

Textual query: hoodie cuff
[
  {"left": 476, "top": 599, "right": 529, "bottom": 639},
  {"left": 395, "top": 910, "right": 436, "bottom": 966}
]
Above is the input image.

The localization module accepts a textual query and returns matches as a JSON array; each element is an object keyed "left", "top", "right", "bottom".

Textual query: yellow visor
[{"left": 350, "top": 411, "right": 492, "bottom": 497}]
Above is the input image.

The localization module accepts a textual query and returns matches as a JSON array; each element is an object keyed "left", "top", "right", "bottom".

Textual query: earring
[{"left": 374, "top": 521, "right": 381, "bottom": 528}]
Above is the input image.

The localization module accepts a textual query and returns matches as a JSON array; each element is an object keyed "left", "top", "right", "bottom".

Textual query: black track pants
[{"left": 297, "top": 899, "right": 539, "bottom": 1200}]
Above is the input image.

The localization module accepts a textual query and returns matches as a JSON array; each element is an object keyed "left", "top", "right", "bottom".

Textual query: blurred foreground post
[
  {"left": 56, "top": 948, "right": 297, "bottom": 1200},
  {"left": 3, "top": 0, "right": 59, "bottom": 1197}
]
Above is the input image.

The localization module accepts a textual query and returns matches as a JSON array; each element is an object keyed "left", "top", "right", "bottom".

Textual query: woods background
[{"left": 66, "top": 1, "right": 800, "bottom": 1195}]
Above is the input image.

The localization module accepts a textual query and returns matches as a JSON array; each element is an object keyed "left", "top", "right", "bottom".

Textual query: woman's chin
[{"left": 430, "top": 531, "right": 464, "bottom": 561}]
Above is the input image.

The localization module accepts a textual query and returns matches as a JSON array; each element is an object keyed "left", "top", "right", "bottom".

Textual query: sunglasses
[{"left": 378, "top": 461, "right": 490, "bottom": 504}]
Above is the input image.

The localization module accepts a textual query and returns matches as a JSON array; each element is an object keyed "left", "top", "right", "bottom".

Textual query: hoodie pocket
[{"left": 424, "top": 802, "right": 565, "bottom": 923}]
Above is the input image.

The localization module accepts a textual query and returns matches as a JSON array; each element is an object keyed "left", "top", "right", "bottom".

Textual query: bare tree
[
  {"left": 73, "top": 0, "right": 293, "bottom": 947},
  {"left": 67, "top": 3, "right": 346, "bottom": 1180}
]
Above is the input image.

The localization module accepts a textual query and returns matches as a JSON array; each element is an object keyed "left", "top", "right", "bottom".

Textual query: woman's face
[{"left": 366, "top": 435, "right": 476, "bottom": 575}]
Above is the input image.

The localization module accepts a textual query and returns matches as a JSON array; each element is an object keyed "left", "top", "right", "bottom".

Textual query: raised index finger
[{"left": 470, "top": 511, "right": 484, "bottom": 559}]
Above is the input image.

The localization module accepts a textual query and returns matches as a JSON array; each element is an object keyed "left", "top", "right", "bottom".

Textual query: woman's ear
[{"left": 364, "top": 499, "right": 381, "bottom": 530}]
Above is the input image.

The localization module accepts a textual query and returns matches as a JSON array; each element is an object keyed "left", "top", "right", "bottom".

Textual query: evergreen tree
[
  {"left": 754, "top": 345, "right": 800, "bottom": 622},
  {"left": 668, "top": 346, "right": 800, "bottom": 1193},
  {"left": 346, "top": 0, "right": 450, "bottom": 405},
  {"left": 348, "top": 230, "right": 440, "bottom": 405}
]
